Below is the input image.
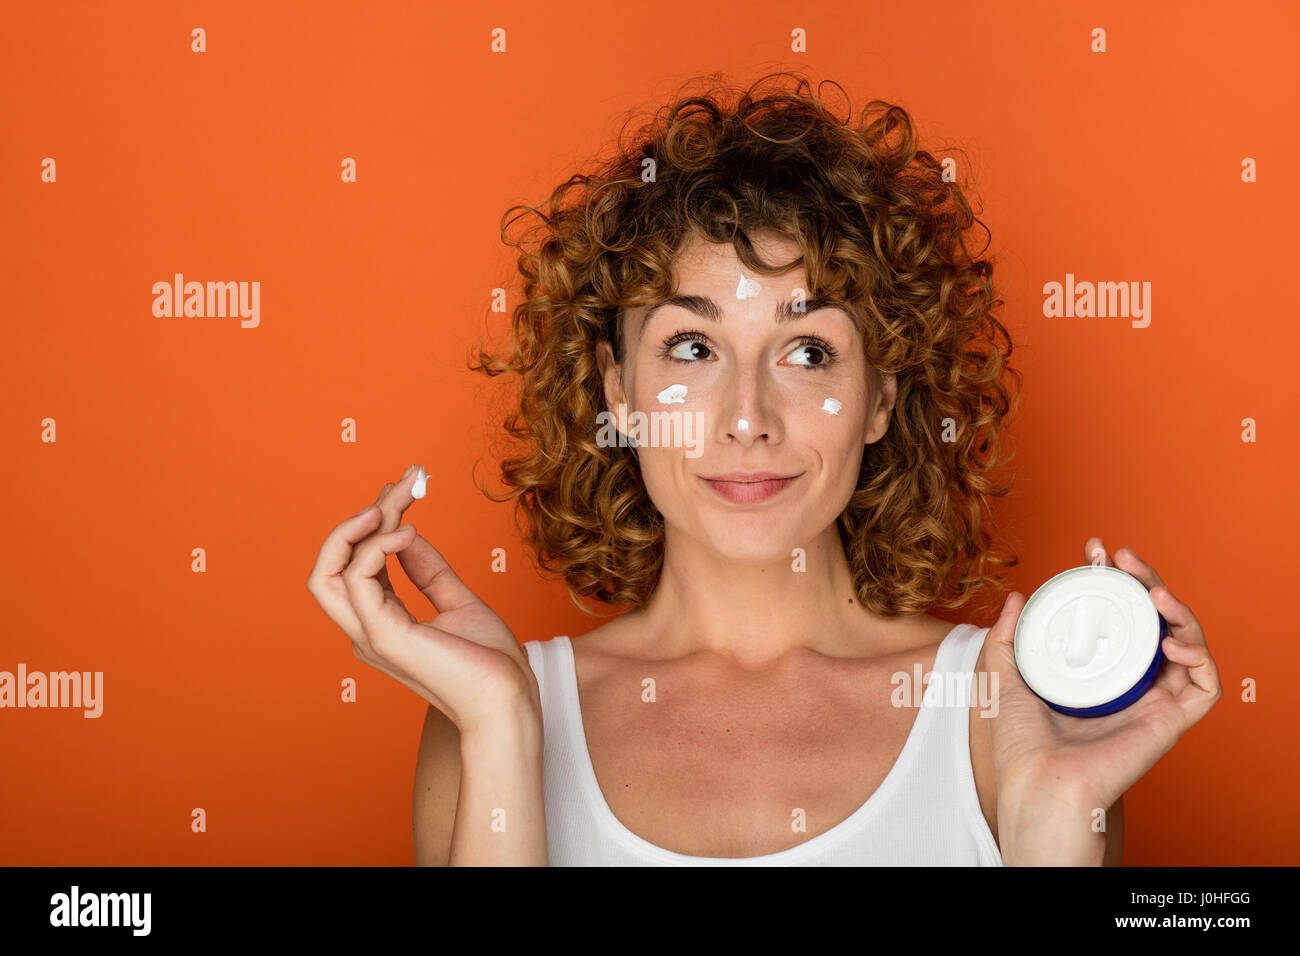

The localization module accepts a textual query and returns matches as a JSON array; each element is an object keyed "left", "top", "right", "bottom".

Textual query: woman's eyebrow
[{"left": 640, "top": 294, "right": 848, "bottom": 334}]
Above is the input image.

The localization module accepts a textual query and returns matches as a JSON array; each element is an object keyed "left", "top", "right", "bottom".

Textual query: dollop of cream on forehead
[
  {"left": 735, "top": 274, "right": 762, "bottom": 299},
  {"left": 821, "top": 397, "right": 842, "bottom": 415},
  {"left": 657, "top": 383, "right": 688, "bottom": 404}
]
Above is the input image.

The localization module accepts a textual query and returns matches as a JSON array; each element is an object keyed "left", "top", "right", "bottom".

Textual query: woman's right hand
[{"left": 306, "top": 464, "right": 540, "bottom": 736}]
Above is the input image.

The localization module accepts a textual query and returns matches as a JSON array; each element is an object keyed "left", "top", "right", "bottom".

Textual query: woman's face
[{"left": 598, "top": 231, "right": 897, "bottom": 563}]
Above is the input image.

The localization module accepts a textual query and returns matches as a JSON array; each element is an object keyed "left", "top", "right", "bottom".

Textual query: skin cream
[
  {"left": 411, "top": 465, "right": 429, "bottom": 499},
  {"left": 657, "top": 383, "right": 688, "bottom": 404},
  {"left": 1013, "top": 564, "right": 1169, "bottom": 717},
  {"left": 821, "top": 397, "right": 842, "bottom": 415}
]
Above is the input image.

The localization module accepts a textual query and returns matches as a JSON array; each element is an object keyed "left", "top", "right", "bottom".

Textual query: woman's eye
[
  {"left": 665, "top": 340, "right": 717, "bottom": 361},
  {"left": 787, "top": 342, "right": 836, "bottom": 368},
  {"left": 658, "top": 332, "right": 837, "bottom": 368}
]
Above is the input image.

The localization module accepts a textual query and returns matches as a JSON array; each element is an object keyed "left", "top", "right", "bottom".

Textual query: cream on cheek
[
  {"left": 800, "top": 394, "right": 867, "bottom": 487},
  {"left": 622, "top": 360, "right": 704, "bottom": 457},
  {"left": 657, "top": 383, "right": 687, "bottom": 404}
]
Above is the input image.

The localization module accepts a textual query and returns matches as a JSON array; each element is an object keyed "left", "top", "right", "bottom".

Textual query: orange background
[{"left": 2, "top": 1, "right": 1297, "bottom": 865}]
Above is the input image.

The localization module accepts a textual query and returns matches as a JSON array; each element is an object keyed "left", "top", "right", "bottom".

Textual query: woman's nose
[
  {"left": 718, "top": 369, "right": 779, "bottom": 444},
  {"left": 728, "top": 417, "right": 763, "bottom": 441}
]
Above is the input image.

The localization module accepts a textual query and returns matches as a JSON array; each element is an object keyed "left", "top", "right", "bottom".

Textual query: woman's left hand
[{"left": 979, "top": 537, "right": 1222, "bottom": 864}]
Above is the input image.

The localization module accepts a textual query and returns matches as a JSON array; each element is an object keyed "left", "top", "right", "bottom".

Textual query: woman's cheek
[
  {"left": 799, "top": 391, "right": 870, "bottom": 475},
  {"left": 796, "top": 389, "right": 852, "bottom": 427},
  {"left": 654, "top": 382, "right": 689, "bottom": 405}
]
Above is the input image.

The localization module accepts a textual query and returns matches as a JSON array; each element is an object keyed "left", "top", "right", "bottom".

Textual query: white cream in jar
[{"left": 1013, "top": 564, "right": 1169, "bottom": 717}]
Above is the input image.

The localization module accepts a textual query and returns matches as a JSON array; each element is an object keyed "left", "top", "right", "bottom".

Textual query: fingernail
[{"left": 402, "top": 464, "right": 416, "bottom": 479}]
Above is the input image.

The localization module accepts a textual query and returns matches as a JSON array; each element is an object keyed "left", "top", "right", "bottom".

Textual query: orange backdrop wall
[{"left": 3, "top": 0, "right": 1297, "bottom": 865}]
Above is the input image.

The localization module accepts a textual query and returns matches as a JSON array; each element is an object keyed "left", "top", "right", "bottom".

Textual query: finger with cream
[{"left": 1012, "top": 564, "right": 1169, "bottom": 717}]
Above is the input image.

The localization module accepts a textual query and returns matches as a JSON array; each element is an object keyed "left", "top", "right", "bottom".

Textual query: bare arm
[
  {"left": 413, "top": 698, "right": 547, "bottom": 866},
  {"left": 412, "top": 703, "right": 461, "bottom": 866},
  {"left": 1102, "top": 795, "right": 1124, "bottom": 866}
]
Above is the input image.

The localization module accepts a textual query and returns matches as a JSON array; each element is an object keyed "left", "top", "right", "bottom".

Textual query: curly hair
[{"left": 470, "top": 70, "right": 1021, "bottom": 619}]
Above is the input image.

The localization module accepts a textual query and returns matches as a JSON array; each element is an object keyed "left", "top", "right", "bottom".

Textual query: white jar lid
[{"left": 1013, "top": 565, "right": 1160, "bottom": 709}]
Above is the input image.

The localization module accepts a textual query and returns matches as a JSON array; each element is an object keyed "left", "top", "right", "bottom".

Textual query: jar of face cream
[{"left": 1013, "top": 565, "right": 1169, "bottom": 717}]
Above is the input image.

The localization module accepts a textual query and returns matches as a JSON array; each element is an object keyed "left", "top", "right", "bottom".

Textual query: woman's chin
[
  {"left": 662, "top": 503, "right": 841, "bottom": 565},
  {"left": 697, "top": 526, "right": 809, "bottom": 567}
]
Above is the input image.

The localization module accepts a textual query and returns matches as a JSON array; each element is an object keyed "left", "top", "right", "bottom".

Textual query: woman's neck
[{"left": 626, "top": 525, "right": 924, "bottom": 670}]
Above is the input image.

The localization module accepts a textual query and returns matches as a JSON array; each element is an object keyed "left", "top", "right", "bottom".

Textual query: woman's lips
[{"left": 700, "top": 474, "right": 801, "bottom": 504}]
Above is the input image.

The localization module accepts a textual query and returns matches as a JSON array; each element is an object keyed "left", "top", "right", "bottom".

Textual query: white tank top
[{"left": 522, "top": 622, "right": 1004, "bottom": 866}]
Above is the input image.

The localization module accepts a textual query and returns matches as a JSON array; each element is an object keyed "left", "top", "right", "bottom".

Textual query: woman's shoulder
[
  {"left": 566, "top": 613, "right": 643, "bottom": 682},
  {"left": 860, "top": 613, "right": 969, "bottom": 667},
  {"left": 519, "top": 615, "right": 635, "bottom": 690}
]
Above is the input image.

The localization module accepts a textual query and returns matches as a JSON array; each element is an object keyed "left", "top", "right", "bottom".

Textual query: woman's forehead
[{"left": 670, "top": 231, "right": 804, "bottom": 278}]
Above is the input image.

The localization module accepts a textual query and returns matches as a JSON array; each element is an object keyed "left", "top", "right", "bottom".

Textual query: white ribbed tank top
[{"left": 522, "top": 622, "right": 1004, "bottom": 866}]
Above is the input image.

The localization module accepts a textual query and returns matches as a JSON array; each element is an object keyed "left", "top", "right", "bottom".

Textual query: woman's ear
[
  {"left": 864, "top": 370, "right": 898, "bottom": 445},
  {"left": 596, "top": 339, "right": 624, "bottom": 415}
]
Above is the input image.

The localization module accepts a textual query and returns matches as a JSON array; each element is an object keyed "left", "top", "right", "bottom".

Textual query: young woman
[{"left": 306, "top": 73, "right": 1220, "bottom": 866}]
